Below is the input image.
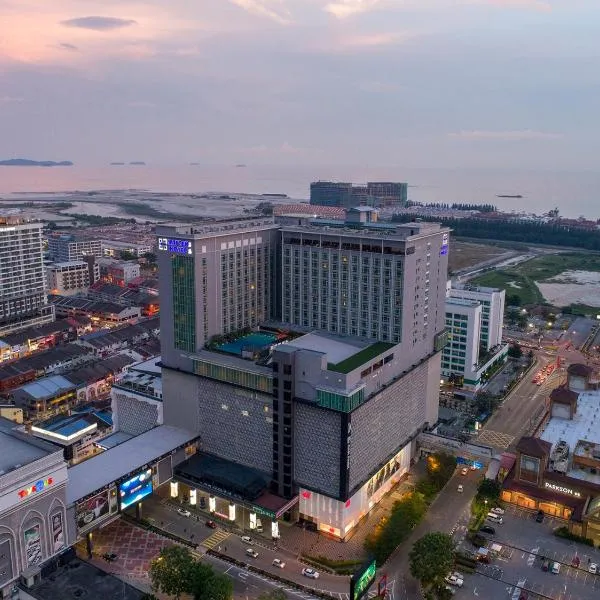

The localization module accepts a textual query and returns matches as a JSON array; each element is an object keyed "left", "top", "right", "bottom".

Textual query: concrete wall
[
  {"left": 294, "top": 403, "right": 342, "bottom": 498},
  {"left": 111, "top": 390, "right": 162, "bottom": 436},
  {"left": 348, "top": 357, "right": 435, "bottom": 492},
  {"left": 162, "top": 368, "right": 273, "bottom": 473}
]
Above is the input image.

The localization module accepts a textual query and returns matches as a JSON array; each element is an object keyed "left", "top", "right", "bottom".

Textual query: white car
[
  {"left": 302, "top": 568, "right": 320, "bottom": 579},
  {"left": 551, "top": 562, "right": 560, "bottom": 574},
  {"left": 491, "top": 507, "right": 505, "bottom": 515},
  {"left": 444, "top": 585, "right": 456, "bottom": 596},
  {"left": 457, "top": 484, "right": 464, "bottom": 493},
  {"left": 444, "top": 575, "right": 464, "bottom": 587},
  {"left": 246, "top": 548, "right": 259, "bottom": 558},
  {"left": 590, "top": 563, "right": 597, "bottom": 574},
  {"left": 241, "top": 536, "right": 253, "bottom": 545},
  {"left": 177, "top": 508, "right": 191, "bottom": 517},
  {"left": 272, "top": 559, "right": 286, "bottom": 569}
]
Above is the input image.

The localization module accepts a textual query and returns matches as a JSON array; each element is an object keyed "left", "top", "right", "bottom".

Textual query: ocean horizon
[{"left": 1, "top": 165, "right": 599, "bottom": 220}]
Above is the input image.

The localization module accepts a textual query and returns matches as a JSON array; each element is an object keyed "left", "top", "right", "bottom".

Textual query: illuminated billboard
[
  {"left": 76, "top": 488, "right": 118, "bottom": 534},
  {"left": 158, "top": 238, "right": 192, "bottom": 255},
  {"left": 119, "top": 469, "right": 153, "bottom": 510},
  {"left": 350, "top": 559, "right": 377, "bottom": 600}
]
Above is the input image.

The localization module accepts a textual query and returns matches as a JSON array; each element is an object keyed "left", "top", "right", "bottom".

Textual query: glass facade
[
  {"left": 172, "top": 255, "right": 196, "bottom": 353},
  {"left": 316, "top": 388, "right": 365, "bottom": 412},
  {"left": 193, "top": 359, "right": 273, "bottom": 394}
]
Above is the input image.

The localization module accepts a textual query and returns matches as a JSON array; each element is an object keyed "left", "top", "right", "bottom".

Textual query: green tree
[
  {"left": 507, "top": 343, "right": 523, "bottom": 359},
  {"left": 257, "top": 591, "right": 287, "bottom": 600},
  {"left": 149, "top": 546, "right": 195, "bottom": 599},
  {"left": 188, "top": 561, "right": 233, "bottom": 600},
  {"left": 119, "top": 250, "right": 138, "bottom": 261},
  {"left": 409, "top": 532, "right": 455, "bottom": 588},
  {"left": 477, "top": 478, "right": 501, "bottom": 501}
]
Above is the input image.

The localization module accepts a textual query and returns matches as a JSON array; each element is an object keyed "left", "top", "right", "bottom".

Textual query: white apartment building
[
  {"left": 442, "top": 282, "right": 508, "bottom": 391},
  {"left": 447, "top": 283, "right": 505, "bottom": 350},
  {"left": 0, "top": 217, "right": 55, "bottom": 336},
  {"left": 47, "top": 234, "right": 102, "bottom": 262},
  {"left": 47, "top": 261, "right": 95, "bottom": 296}
]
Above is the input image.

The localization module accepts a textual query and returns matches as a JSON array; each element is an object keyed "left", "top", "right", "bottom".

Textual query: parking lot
[{"left": 453, "top": 505, "right": 600, "bottom": 599}]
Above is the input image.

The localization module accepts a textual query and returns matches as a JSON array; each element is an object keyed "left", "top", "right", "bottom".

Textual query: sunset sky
[{"left": 0, "top": 0, "right": 598, "bottom": 168}]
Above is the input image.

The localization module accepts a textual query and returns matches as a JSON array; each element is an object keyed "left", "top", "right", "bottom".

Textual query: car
[
  {"left": 177, "top": 508, "right": 191, "bottom": 517},
  {"left": 457, "top": 484, "right": 464, "bottom": 493},
  {"left": 542, "top": 559, "right": 550, "bottom": 572},
  {"left": 480, "top": 525, "right": 496, "bottom": 534},
  {"left": 102, "top": 553, "right": 118, "bottom": 562},
  {"left": 590, "top": 563, "right": 598, "bottom": 574},
  {"left": 302, "top": 568, "right": 319, "bottom": 579},
  {"left": 535, "top": 510, "right": 544, "bottom": 523},
  {"left": 444, "top": 575, "right": 463, "bottom": 587},
  {"left": 551, "top": 562, "right": 561, "bottom": 574},
  {"left": 443, "top": 585, "right": 456, "bottom": 596},
  {"left": 272, "top": 559, "right": 286, "bottom": 569},
  {"left": 205, "top": 520, "right": 217, "bottom": 529},
  {"left": 470, "top": 464, "right": 477, "bottom": 471},
  {"left": 241, "top": 536, "right": 253, "bottom": 544},
  {"left": 571, "top": 555, "right": 580, "bottom": 568},
  {"left": 490, "top": 507, "right": 505, "bottom": 515},
  {"left": 246, "top": 548, "right": 259, "bottom": 558},
  {"left": 461, "top": 468, "right": 468, "bottom": 476}
]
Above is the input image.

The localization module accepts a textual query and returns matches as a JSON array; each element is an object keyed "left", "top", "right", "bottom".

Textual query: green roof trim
[{"left": 327, "top": 342, "right": 395, "bottom": 374}]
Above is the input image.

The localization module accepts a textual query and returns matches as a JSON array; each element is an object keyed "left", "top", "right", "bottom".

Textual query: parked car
[
  {"left": 272, "top": 559, "right": 286, "bottom": 569},
  {"left": 535, "top": 510, "right": 544, "bottom": 523},
  {"left": 542, "top": 559, "right": 550, "bottom": 572},
  {"left": 551, "top": 562, "right": 561, "bottom": 574},
  {"left": 443, "top": 585, "right": 456, "bottom": 596},
  {"left": 589, "top": 563, "right": 598, "bottom": 574},
  {"left": 241, "top": 536, "right": 253, "bottom": 544},
  {"left": 302, "top": 568, "right": 319, "bottom": 579},
  {"left": 444, "top": 574, "right": 463, "bottom": 587},
  {"left": 491, "top": 507, "right": 505, "bottom": 515},
  {"left": 205, "top": 520, "right": 217, "bottom": 529},
  {"left": 457, "top": 484, "right": 464, "bottom": 493},
  {"left": 246, "top": 548, "right": 259, "bottom": 558},
  {"left": 480, "top": 525, "right": 496, "bottom": 535},
  {"left": 571, "top": 555, "right": 580, "bottom": 568},
  {"left": 177, "top": 508, "right": 191, "bottom": 518},
  {"left": 461, "top": 468, "right": 468, "bottom": 476}
]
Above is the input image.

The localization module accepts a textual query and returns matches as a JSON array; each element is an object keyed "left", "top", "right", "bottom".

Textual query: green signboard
[{"left": 350, "top": 559, "right": 377, "bottom": 600}]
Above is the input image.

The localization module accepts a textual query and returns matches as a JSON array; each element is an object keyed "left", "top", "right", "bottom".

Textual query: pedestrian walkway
[{"left": 202, "top": 529, "right": 230, "bottom": 550}]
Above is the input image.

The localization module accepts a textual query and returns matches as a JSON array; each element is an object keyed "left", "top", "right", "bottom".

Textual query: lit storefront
[
  {"left": 501, "top": 436, "right": 598, "bottom": 538},
  {"left": 173, "top": 452, "right": 298, "bottom": 539},
  {"left": 298, "top": 443, "right": 411, "bottom": 540}
]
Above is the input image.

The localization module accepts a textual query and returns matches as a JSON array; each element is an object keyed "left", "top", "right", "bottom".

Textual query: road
[
  {"left": 384, "top": 467, "right": 482, "bottom": 600},
  {"left": 476, "top": 355, "right": 564, "bottom": 451},
  {"left": 139, "top": 497, "right": 351, "bottom": 599}
]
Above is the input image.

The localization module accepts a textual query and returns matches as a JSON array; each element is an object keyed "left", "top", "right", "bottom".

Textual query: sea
[{"left": 0, "top": 165, "right": 599, "bottom": 220}]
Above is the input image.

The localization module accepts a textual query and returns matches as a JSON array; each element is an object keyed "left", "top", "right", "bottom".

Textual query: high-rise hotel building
[
  {"left": 157, "top": 209, "right": 450, "bottom": 539},
  {"left": 0, "top": 217, "right": 54, "bottom": 336}
]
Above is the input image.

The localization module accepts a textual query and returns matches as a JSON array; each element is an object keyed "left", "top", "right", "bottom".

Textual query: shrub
[{"left": 554, "top": 526, "right": 594, "bottom": 546}]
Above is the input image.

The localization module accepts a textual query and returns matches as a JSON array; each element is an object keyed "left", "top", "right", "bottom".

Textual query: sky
[{"left": 0, "top": 0, "right": 599, "bottom": 168}]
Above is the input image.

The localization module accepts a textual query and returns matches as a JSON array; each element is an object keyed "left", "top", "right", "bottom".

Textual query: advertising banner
[
  {"left": 52, "top": 513, "right": 65, "bottom": 552},
  {"left": 76, "top": 489, "right": 117, "bottom": 533},
  {"left": 24, "top": 525, "right": 42, "bottom": 567}
]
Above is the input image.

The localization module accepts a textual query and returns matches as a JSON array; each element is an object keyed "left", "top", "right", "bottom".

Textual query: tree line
[{"left": 391, "top": 214, "right": 600, "bottom": 250}]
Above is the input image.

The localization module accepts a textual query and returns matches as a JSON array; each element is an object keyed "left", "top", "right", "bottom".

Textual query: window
[{"left": 283, "top": 365, "right": 292, "bottom": 375}]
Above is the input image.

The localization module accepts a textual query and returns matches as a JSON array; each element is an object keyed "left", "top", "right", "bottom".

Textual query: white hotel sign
[{"left": 544, "top": 481, "right": 582, "bottom": 498}]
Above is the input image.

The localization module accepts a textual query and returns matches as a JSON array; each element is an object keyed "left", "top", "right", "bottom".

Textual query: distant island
[
  {"left": 129, "top": 161, "right": 146, "bottom": 166},
  {"left": 496, "top": 194, "right": 523, "bottom": 199},
  {"left": 110, "top": 162, "right": 125, "bottom": 166},
  {"left": 0, "top": 158, "right": 73, "bottom": 167},
  {"left": 235, "top": 164, "right": 247, "bottom": 168},
  {"left": 189, "top": 162, "right": 200, "bottom": 166}
]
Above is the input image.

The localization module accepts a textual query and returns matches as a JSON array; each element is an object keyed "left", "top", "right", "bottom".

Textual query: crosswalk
[{"left": 202, "top": 529, "right": 230, "bottom": 550}]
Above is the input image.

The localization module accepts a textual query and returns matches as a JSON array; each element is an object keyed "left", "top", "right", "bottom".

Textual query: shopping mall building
[{"left": 502, "top": 364, "right": 600, "bottom": 541}]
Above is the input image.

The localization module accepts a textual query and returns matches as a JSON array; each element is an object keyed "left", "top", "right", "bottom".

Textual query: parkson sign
[{"left": 544, "top": 481, "right": 582, "bottom": 498}]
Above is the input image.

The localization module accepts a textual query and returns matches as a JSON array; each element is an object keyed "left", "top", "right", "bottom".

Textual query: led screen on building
[{"left": 119, "top": 469, "right": 153, "bottom": 510}]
